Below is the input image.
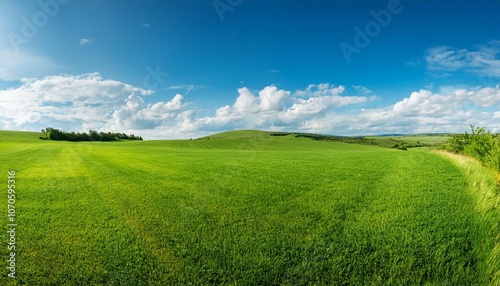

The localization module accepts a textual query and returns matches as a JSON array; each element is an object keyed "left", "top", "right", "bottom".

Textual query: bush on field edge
[{"left": 444, "top": 125, "right": 500, "bottom": 172}]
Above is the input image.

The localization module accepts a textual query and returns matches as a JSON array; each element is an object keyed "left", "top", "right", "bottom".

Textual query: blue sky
[{"left": 1, "top": 0, "right": 499, "bottom": 139}]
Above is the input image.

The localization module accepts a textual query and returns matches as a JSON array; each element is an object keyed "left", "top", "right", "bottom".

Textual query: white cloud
[
  {"left": 259, "top": 86, "right": 290, "bottom": 111},
  {"left": 294, "top": 83, "right": 346, "bottom": 98},
  {"left": 21, "top": 73, "right": 153, "bottom": 103},
  {"left": 107, "top": 94, "right": 186, "bottom": 131},
  {"left": 197, "top": 84, "right": 369, "bottom": 133},
  {"left": 284, "top": 92, "right": 366, "bottom": 116},
  {"left": 167, "top": 85, "right": 191, "bottom": 90},
  {"left": 426, "top": 41, "right": 500, "bottom": 77},
  {"left": 353, "top": 85, "right": 372, "bottom": 94},
  {"left": 474, "top": 85, "right": 500, "bottom": 107},
  {"left": 288, "top": 84, "right": 367, "bottom": 115},
  {"left": 1, "top": 75, "right": 500, "bottom": 138},
  {"left": 233, "top": 87, "right": 258, "bottom": 113},
  {"left": 0, "top": 73, "right": 155, "bottom": 131},
  {"left": 0, "top": 50, "right": 62, "bottom": 81},
  {"left": 166, "top": 84, "right": 205, "bottom": 94},
  {"left": 195, "top": 85, "right": 500, "bottom": 136},
  {"left": 426, "top": 46, "right": 467, "bottom": 71},
  {"left": 392, "top": 89, "right": 456, "bottom": 116},
  {"left": 79, "top": 38, "right": 93, "bottom": 46}
]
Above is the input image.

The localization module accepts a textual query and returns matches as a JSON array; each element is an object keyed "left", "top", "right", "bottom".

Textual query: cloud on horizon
[{"left": 1, "top": 73, "right": 500, "bottom": 139}]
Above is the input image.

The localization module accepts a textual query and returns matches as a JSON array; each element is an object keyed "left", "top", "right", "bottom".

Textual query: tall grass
[{"left": 436, "top": 150, "right": 500, "bottom": 284}]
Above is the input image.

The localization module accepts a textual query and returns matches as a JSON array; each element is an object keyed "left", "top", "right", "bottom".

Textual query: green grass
[
  {"left": 201, "top": 129, "right": 275, "bottom": 140},
  {"left": 0, "top": 130, "right": 43, "bottom": 143},
  {"left": 0, "top": 130, "right": 498, "bottom": 285},
  {"left": 435, "top": 150, "right": 500, "bottom": 284}
]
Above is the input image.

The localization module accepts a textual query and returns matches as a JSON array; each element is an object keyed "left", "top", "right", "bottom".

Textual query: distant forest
[{"left": 40, "top": 127, "right": 143, "bottom": 142}]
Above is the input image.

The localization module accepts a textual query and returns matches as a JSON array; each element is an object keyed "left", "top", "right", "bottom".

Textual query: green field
[{"left": 0, "top": 130, "right": 499, "bottom": 285}]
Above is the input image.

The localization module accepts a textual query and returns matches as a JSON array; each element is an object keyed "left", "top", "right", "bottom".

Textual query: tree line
[
  {"left": 446, "top": 125, "right": 500, "bottom": 171},
  {"left": 40, "top": 127, "right": 143, "bottom": 142}
]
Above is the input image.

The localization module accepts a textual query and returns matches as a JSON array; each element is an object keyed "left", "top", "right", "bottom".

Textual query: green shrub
[{"left": 448, "top": 126, "right": 500, "bottom": 171}]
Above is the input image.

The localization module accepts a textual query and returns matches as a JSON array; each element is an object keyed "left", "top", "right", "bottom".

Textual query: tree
[{"left": 39, "top": 127, "right": 143, "bottom": 142}]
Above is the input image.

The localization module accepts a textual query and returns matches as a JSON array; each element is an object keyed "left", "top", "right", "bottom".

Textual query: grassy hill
[
  {"left": 0, "top": 130, "right": 43, "bottom": 143},
  {"left": 201, "top": 129, "right": 275, "bottom": 140},
  {"left": 203, "top": 130, "right": 450, "bottom": 150},
  {"left": 0, "top": 130, "right": 498, "bottom": 285}
]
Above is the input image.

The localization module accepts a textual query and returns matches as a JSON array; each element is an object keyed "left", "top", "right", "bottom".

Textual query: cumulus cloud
[
  {"left": 474, "top": 85, "right": 500, "bottom": 107},
  {"left": 284, "top": 92, "right": 366, "bottom": 116},
  {"left": 107, "top": 94, "right": 186, "bottom": 131},
  {"left": 392, "top": 89, "right": 456, "bottom": 116},
  {"left": 0, "top": 73, "right": 157, "bottom": 131},
  {"left": 341, "top": 87, "right": 500, "bottom": 134},
  {"left": 196, "top": 84, "right": 369, "bottom": 133},
  {"left": 426, "top": 41, "right": 500, "bottom": 77},
  {"left": 194, "top": 85, "right": 500, "bottom": 136},
  {"left": 294, "top": 83, "right": 346, "bottom": 98},
  {"left": 1, "top": 74, "right": 500, "bottom": 138},
  {"left": 285, "top": 84, "right": 368, "bottom": 117}
]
